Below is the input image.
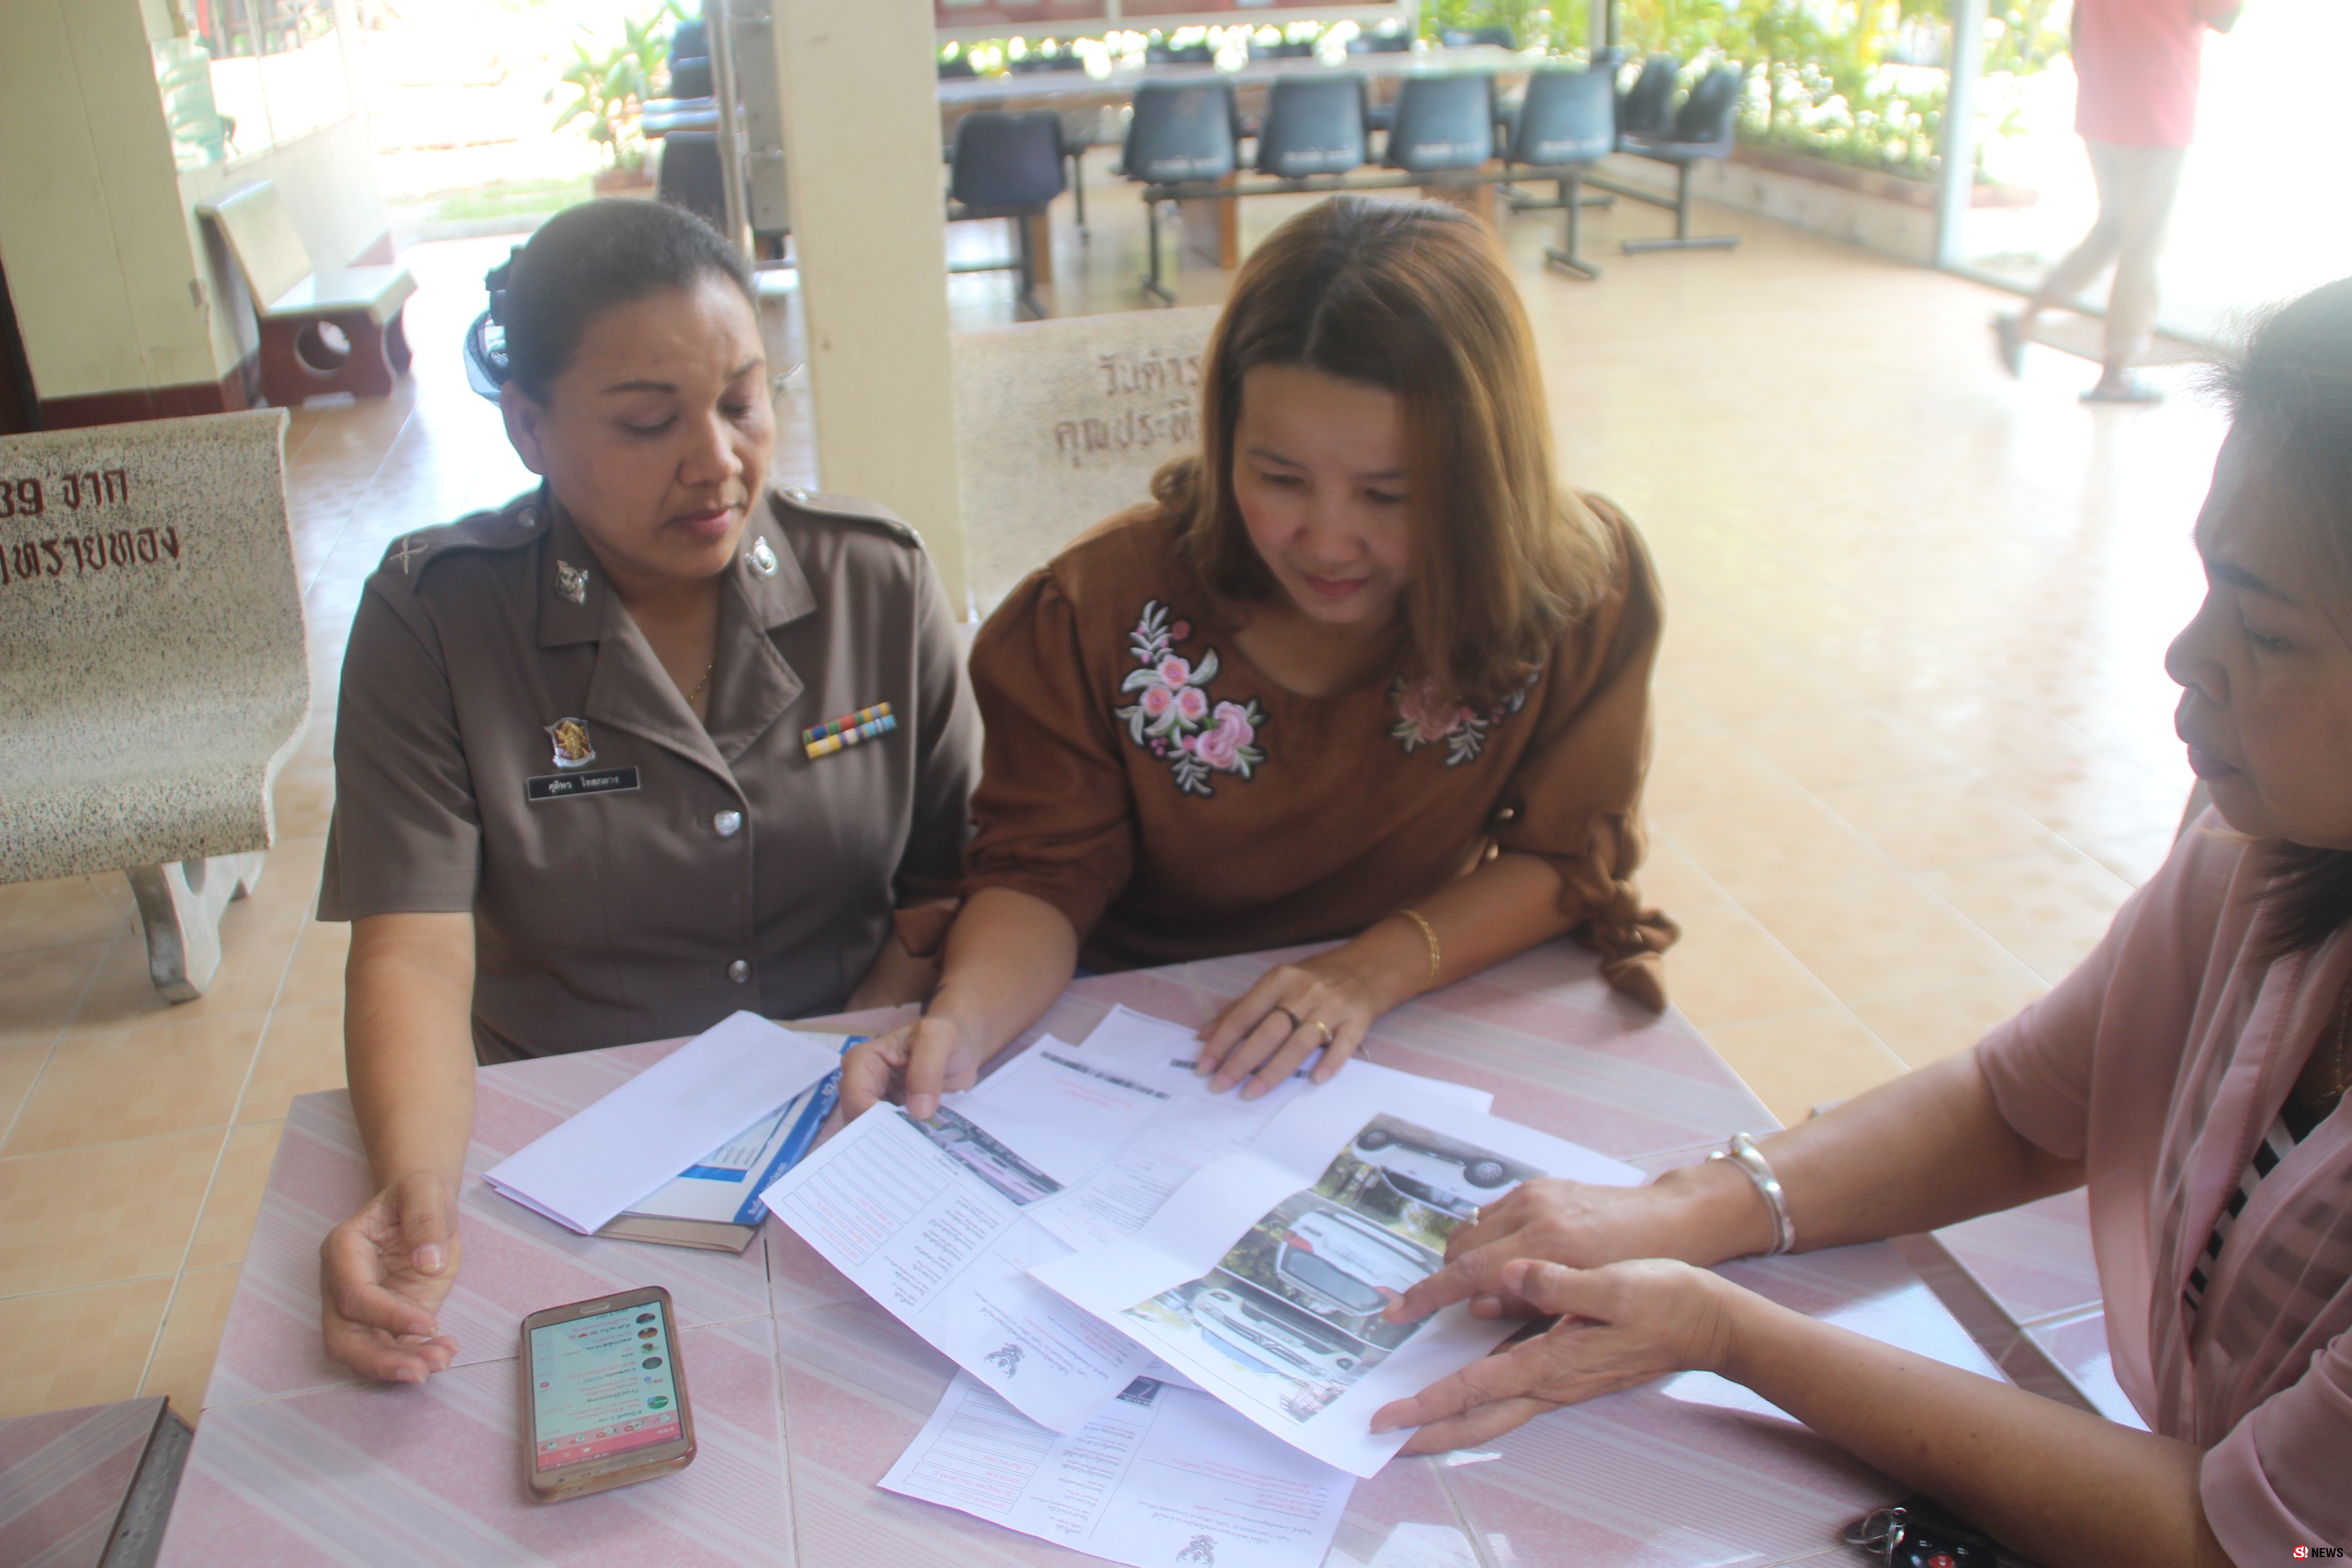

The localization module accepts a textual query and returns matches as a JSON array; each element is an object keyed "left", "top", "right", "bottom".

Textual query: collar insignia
[
  {"left": 748, "top": 536, "right": 779, "bottom": 578},
  {"left": 555, "top": 559, "right": 590, "bottom": 605}
]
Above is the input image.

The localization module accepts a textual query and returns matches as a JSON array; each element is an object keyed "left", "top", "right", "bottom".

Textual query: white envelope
[{"left": 484, "top": 1011, "right": 841, "bottom": 1235}]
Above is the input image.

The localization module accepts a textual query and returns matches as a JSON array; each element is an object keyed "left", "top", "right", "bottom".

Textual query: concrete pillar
[
  {"left": 771, "top": 0, "right": 970, "bottom": 612},
  {"left": 1935, "top": 0, "right": 1989, "bottom": 269}
]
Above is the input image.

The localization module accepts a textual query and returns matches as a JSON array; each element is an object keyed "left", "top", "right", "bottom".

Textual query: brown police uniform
[{"left": 318, "top": 483, "right": 980, "bottom": 1061}]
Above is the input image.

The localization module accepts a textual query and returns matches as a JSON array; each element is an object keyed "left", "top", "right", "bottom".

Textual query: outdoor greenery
[
  {"left": 431, "top": 174, "right": 595, "bottom": 223},
  {"left": 1422, "top": 0, "right": 2069, "bottom": 182},
  {"left": 547, "top": 2, "right": 685, "bottom": 172}
]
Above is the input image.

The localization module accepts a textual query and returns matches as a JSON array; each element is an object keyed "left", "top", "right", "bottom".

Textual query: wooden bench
[
  {"left": 0, "top": 410, "right": 309, "bottom": 1000},
  {"left": 951, "top": 307, "right": 1217, "bottom": 616},
  {"left": 196, "top": 182, "right": 416, "bottom": 404}
]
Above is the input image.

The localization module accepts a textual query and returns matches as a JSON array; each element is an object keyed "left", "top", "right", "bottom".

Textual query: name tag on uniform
[{"left": 526, "top": 767, "right": 641, "bottom": 803}]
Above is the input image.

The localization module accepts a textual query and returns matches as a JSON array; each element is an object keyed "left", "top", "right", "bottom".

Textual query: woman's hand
[
  {"left": 840, "top": 1010, "right": 985, "bottom": 1121},
  {"left": 1384, "top": 1166, "right": 1775, "bottom": 1324},
  {"left": 1372, "top": 1258, "right": 1738, "bottom": 1452},
  {"left": 320, "top": 1171, "right": 464, "bottom": 1384},
  {"left": 1198, "top": 954, "right": 1401, "bottom": 1098}
]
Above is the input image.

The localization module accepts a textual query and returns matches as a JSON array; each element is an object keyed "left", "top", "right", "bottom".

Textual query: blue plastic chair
[
  {"left": 947, "top": 110, "right": 1068, "bottom": 318},
  {"left": 1122, "top": 80, "right": 1239, "bottom": 303},
  {"left": 1256, "top": 73, "right": 1369, "bottom": 180}
]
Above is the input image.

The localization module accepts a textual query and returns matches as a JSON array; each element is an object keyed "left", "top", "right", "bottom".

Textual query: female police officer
[{"left": 314, "top": 200, "right": 979, "bottom": 1382}]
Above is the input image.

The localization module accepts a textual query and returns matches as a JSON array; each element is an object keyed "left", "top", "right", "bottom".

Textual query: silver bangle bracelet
[{"left": 1708, "top": 1131, "right": 1796, "bottom": 1256}]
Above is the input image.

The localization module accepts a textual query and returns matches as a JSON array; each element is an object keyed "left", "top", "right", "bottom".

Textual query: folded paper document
[
  {"left": 883, "top": 1370, "right": 1354, "bottom": 1568},
  {"left": 485, "top": 1011, "right": 840, "bottom": 1236},
  {"left": 762, "top": 1006, "right": 1492, "bottom": 1433}
]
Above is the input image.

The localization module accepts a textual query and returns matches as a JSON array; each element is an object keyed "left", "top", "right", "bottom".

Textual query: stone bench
[
  {"left": 0, "top": 410, "right": 309, "bottom": 1000},
  {"left": 952, "top": 306, "right": 1218, "bottom": 617}
]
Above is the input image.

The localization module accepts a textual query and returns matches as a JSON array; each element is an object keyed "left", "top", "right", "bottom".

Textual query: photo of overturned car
[{"left": 1124, "top": 1113, "right": 1542, "bottom": 1424}]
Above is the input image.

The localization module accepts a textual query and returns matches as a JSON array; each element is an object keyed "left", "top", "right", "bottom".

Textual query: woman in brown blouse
[{"left": 843, "top": 195, "right": 1673, "bottom": 1121}]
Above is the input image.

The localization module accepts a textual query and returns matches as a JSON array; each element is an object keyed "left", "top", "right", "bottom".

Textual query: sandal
[{"left": 2080, "top": 374, "right": 2163, "bottom": 405}]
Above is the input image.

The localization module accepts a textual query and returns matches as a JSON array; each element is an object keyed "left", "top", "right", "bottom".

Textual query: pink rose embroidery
[
  {"left": 1113, "top": 600, "right": 1268, "bottom": 796},
  {"left": 1388, "top": 672, "right": 1538, "bottom": 766},
  {"left": 1187, "top": 701, "right": 1257, "bottom": 770}
]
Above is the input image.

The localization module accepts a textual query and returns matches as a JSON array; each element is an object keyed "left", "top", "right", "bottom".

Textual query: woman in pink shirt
[{"left": 1379, "top": 278, "right": 2352, "bottom": 1565}]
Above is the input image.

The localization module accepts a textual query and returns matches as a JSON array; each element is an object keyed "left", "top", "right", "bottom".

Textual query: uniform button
[
  {"left": 713, "top": 810, "right": 743, "bottom": 838},
  {"left": 1494, "top": 806, "right": 1518, "bottom": 822},
  {"left": 727, "top": 960, "right": 751, "bottom": 984},
  {"left": 781, "top": 486, "right": 808, "bottom": 504}
]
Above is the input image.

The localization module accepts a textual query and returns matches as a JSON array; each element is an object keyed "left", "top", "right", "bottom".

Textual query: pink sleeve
[
  {"left": 1972, "top": 908, "right": 2124, "bottom": 1164},
  {"left": 1974, "top": 818, "right": 2235, "bottom": 1162},
  {"left": 2201, "top": 1330, "right": 2352, "bottom": 1556}
]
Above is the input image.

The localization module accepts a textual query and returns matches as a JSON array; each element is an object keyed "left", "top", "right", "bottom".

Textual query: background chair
[
  {"left": 1503, "top": 68, "right": 1617, "bottom": 279},
  {"left": 1617, "top": 54, "right": 1680, "bottom": 139},
  {"left": 1122, "top": 80, "right": 1239, "bottom": 303},
  {"left": 947, "top": 110, "right": 1067, "bottom": 320},
  {"left": 1382, "top": 74, "right": 1497, "bottom": 174},
  {"left": 1255, "top": 72, "right": 1369, "bottom": 180},
  {"left": 648, "top": 18, "right": 722, "bottom": 228},
  {"left": 1614, "top": 64, "right": 1744, "bottom": 254}
]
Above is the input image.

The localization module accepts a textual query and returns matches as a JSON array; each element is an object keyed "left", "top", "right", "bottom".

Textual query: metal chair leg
[
  {"left": 1620, "top": 160, "right": 1740, "bottom": 254},
  {"left": 1141, "top": 197, "right": 1175, "bottom": 305},
  {"left": 1015, "top": 210, "right": 1047, "bottom": 319},
  {"left": 1070, "top": 149, "right": 1088, "bottom": 237},
  {"left": 1544, "top": 172, "right": 1601, "bottom": 280}
]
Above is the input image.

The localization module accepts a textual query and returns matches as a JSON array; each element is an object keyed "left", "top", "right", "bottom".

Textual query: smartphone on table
[{"left": 521, "top": 1284, "right": 696, "bottom": 1503}]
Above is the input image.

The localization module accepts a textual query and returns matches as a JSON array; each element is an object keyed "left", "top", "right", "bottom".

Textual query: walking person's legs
[
  {"left": 1995, "top": 140, "right": 2129, "bottom": 375},
  {"left": 2082, "top": 145, "right": 2188, "bottom": 402}
]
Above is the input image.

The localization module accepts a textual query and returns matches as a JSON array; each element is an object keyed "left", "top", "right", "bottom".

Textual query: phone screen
[{"left": 527, "top": 1303, "right": 682, "bottom": 1472}]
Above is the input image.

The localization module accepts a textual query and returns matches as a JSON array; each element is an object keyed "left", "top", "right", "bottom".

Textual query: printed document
[
  {"left": 484, "top": 1011, "right": 842, "bottom": 1235},
  {"left": 1030, "top": 1075, "right": 1641, "bottom": 1477},
  {"left": 883, "top": 1371, "right": 1354, "bottom": 1568},
  {"left": 760, "top": 1006, "right": 1492, "bottom": 1432}
]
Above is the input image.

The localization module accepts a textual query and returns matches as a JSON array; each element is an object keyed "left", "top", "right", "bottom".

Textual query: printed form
[
  {"left": 761, "top": 1007, "right": 1491, "bottom": 1433},
  {"left": 1030, "top": 1075, "right": 1640, "bottom": 1477},
  {"left": 882, "top": 1371, "right": 1354, "bottom": 1568}
]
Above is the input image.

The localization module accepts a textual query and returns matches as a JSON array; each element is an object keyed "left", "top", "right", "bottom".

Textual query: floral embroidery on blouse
[
  {"left": 1114, "top": 600, "right": 1267, "bottom": 797},
  {"left": 1388, "top": 674, "right": 1536, "bottom": 766}
]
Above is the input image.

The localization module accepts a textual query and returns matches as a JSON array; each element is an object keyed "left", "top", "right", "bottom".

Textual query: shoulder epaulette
[
  {"left": 772, "top": 485, "right": 924, "bottom": 551},
  {"left": 378, "top": 493, "right": 546, "bottom": 591}
]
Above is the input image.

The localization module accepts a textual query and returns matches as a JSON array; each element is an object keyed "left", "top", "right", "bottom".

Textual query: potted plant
[{"left": 549, "top": 5, "right": 682, "bottom": 195}]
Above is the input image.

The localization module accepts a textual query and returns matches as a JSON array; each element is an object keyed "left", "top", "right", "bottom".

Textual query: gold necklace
[{"left": 687, "top": 659, "right": 715, "bottom": 706}]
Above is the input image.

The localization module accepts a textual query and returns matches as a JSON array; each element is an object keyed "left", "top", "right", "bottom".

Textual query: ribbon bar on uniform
[{"left": 803, "top": 702, "right": 895, "bottom": 759}]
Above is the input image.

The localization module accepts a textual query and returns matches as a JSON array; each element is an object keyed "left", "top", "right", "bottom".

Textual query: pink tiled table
[
  {"left": 159, "top": 944, "right": 2010, "bottom": 1568},
  {"left": 1909, "top": 1192, "right": 2142, "bottom": 1429}
]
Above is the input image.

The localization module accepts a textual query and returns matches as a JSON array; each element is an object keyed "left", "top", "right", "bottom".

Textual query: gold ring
[{"left": 1312, "top": 1019, "right": 1334, "bottom": 1046}]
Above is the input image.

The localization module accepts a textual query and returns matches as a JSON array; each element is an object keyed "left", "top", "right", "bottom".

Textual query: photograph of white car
[
  {"left": 1347, "top": 1124, "right": 1518, "bottom": 1218},
  {"left": 1274, "top": 1200, "right": 1440, "bottom": 1318},
  {"left": 1128, "top": 1273, "right": 1369, "bottom": 1423}
]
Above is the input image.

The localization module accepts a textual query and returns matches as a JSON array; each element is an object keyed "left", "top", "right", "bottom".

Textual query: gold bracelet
[{"left": 1396, "top": 907, "right": 1441, "bottom": 993}]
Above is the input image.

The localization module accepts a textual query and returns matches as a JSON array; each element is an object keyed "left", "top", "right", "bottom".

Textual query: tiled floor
[{"left": 0, "top": 169, "right": 2215, "bottom": 1425}]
